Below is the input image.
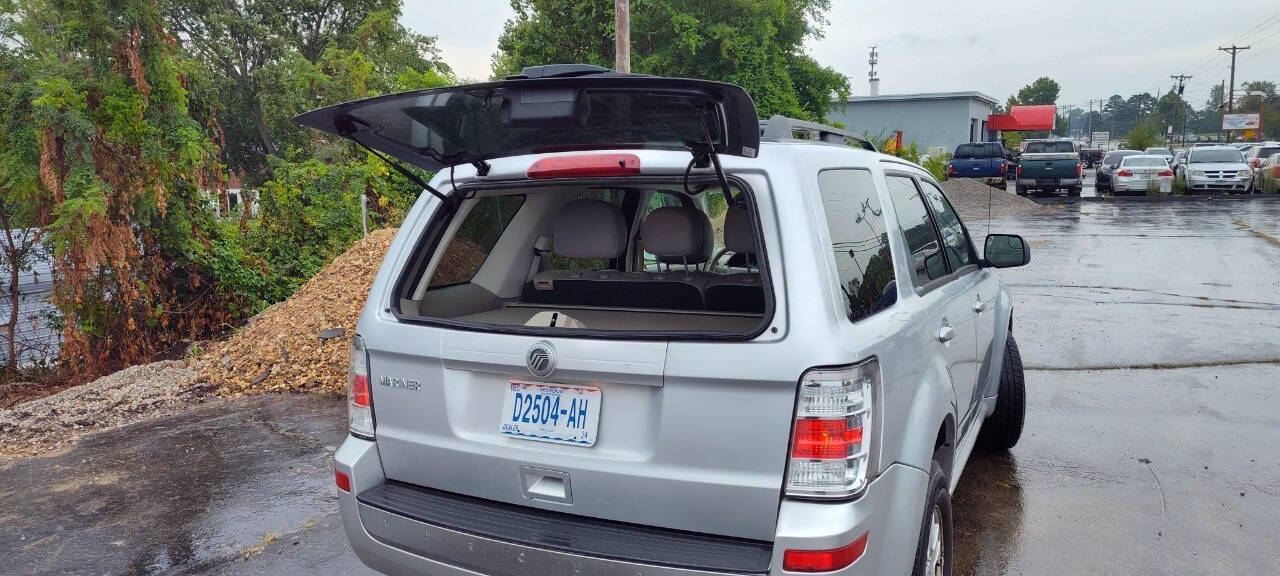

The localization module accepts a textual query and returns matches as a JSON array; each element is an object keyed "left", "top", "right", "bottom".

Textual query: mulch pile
[
  {"left": 941, "top": 178, "right": 1058, "bottom": 222},
  {"left": 195, "top": 228, "right": 399, "bottom": 397}
]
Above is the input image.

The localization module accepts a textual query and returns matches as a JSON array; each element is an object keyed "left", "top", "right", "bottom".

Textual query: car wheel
[
  {"left": 1014, "top": 185, "right": 1026, "bottom": 196},
  {"left": 1068, "top": 186, "right": 1081, "bottom": 197},
  {"left": 978, "top": 334, "right": 1025, "bottom": 451},
  {"left": 911, "top": 461, "right": 953, "bottom": 576}
]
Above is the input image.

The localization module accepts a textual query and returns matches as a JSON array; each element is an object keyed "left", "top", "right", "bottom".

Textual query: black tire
[
  {"left": 978, "top": 334, "right": 1025, "bottom": 451},
  {"left": 910, "top": 461, "right": 953, "bottom": 576},
  {"left": 1068, "top": 185, "right": 1082, "bottom": 197},
  {"left": 1014, "top": 185, "right": 1026, "bottom": 196}
]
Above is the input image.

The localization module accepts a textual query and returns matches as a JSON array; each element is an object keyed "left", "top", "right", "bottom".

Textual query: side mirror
[{"left": 984, "top": 234, "right": 1030, "bottom": 268}]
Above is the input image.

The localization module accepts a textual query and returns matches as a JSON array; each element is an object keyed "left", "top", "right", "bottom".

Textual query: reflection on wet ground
[
  {"left": 954, "top": 198, "right": 1280, "bottom": 575},
  {"left": 2, "top": 198, "right": 1279, "bottom": 575},
  {"left": 0, "top": 395, "right": 364, "bottom": 576}
]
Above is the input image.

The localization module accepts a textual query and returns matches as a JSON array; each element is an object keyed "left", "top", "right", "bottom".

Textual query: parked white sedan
[{"left": 1113, "top": 155, "right": 1174, "bottom": 195}]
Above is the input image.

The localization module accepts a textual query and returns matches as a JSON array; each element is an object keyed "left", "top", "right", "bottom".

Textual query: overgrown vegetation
[
  {"left": 0, "top": 0, "right": 448, "bottom": 384},
  {"left": 0, "top": 0, "right": 850, "bottom": 388}
]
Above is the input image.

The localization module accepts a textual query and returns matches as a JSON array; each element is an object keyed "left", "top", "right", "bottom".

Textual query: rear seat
[
  {"left": 703, "top": 206, "right": 765, "bottom": 313},
  {"left": 521, "top": 200, "right": 706, "bottom": 310},
  {"left": 522, "top": 200, "right": 763, "bottom": 313}
]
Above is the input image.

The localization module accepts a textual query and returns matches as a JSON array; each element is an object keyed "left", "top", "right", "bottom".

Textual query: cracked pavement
[{"left": 2, "top": 198, "right": 1279, "bottom": 575}]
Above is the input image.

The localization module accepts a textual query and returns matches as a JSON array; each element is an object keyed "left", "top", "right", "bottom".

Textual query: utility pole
[
  {"left": 1087, "top": 99, "right": 1093, "bottom": 145},
  {"left": 1171, "top": 75, "right": 1191, "bottom": 146},
  {"left": 614, "top": 0, "right": 630, "bottom": 73},
  {"left": 1219, "top": 45, "right": 1249, "bottom": 142}
]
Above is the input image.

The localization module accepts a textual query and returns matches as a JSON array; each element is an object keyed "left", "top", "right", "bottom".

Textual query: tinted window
[
  {"left": 1190, "top": 149, "right": 1244, "bottom": 163},
  {"left": 429, "top": 194, "right": 526, "bottom": 287},
  {"left": 983, "top": 143, "right": 1003, "bottom": 157},
  {"left": 817, "top": 169, "right": 896, "bottom": 321},
  {"left": 954, "top": 144, "right": 976, "bottom": 158},
  {"left": 918, "top": 181, "right": 976, "bottom": 270},
  {"left": 1025, "top": 141, "right": 1075, "bottom": 153},
  {"left": 1254, "top": 147, "right": 1280, "bottom": 160},
  {"left": 886, "top": 176, "right": 947, "bottom": 286},
  {"left": 1104, "top": 151, "right": 1139, "bottom": 166}
]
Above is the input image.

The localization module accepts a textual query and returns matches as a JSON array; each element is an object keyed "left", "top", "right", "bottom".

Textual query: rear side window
[
  {"left": 917, "top": 181, "right": 976, "bottom": 270},
  {"left": 886, "top": 175, "right": 947, "bottom": 286},
  {"left": 428, "top": 195, "right": 526, "bottom": 288},
  {"left": 1256, "top": 147, "right": 1280, "bottom": 160},
  {"left": 817, "top": 169, "right": 896, "bottom": 321},
  {"left": 954, "top": 144, "right": 975, "bottom": 158}
]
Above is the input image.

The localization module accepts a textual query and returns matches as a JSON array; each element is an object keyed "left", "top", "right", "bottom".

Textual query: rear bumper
[
  {"left": 334, "top": 437, "right": 930, "bottom": 576},
  {"left": 1017, "top": 177, "right": 1080, "bottom": 188}
]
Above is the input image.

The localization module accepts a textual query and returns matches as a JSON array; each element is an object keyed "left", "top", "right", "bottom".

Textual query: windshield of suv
[
  {"left": 1024, "top": 141, "right": 1074, "bottom": 153},
  {"left": 1190, "top": 149, "right": 1244, "bottom": 163}
]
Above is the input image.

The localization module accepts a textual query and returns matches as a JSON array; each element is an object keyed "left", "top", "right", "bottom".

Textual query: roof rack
[{"left": 759, "top": 115, "right": 877, "bottom": 152}]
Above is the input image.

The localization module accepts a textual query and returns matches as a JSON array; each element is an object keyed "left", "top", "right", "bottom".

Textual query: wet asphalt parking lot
[{"left": 3, "top": 192, "right": 1280, "bottom": 575}]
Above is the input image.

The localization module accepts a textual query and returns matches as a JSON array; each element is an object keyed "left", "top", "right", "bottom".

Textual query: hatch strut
[
  {"left": 349, "top": 139, "right": 452, "bottom": 204},
  {"left": 695, "top": 111, "right": 734, "bottom": 196}
]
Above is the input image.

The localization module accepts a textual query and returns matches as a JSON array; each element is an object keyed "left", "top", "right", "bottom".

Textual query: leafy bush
[
  {"left": 1125, "top": 121, "right": 1161, "bottom": 151},
  {"left": 249, "top": 155, "right": 418, "bottom": 307},
  {"left": 922, "top": 153, "right": 951, "bottom": 182}
]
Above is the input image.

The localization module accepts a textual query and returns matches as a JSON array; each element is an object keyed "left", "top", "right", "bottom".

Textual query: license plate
[
  {"left": 1037, "top": 179, "right": 1055, "bottom": 186},
  {"left": 500, "top": 381, "right": 601, "bottom": 446}
]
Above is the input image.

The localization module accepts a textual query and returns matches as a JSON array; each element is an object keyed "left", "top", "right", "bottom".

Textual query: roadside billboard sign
[
  {"left": 1091, "top": 131, "right": 1110, "bottom": 148},
  {"left": 1222, "top": 113, "right": 1261, "bottom": 130}
]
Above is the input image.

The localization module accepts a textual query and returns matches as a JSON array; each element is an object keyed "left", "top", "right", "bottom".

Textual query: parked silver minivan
[{"left": 300, "top": 66, "right": 1029, "bottom": 576}]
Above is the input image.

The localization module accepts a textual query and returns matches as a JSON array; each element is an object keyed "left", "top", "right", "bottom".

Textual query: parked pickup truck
[
  {"left": 1015, "top": 140, "right": 1082, "bottom": 196},
  {"left": 947, "top": 142, "right": 1006, "bottom": 179}
]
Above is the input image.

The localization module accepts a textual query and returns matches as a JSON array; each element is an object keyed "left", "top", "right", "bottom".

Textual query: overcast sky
[{"left": 403, "top": 0, "right": 1280, "bottom": 110}]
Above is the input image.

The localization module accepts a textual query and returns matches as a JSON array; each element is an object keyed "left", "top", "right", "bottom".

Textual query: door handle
[
  {"left": 973, "top": 298, "right": 991, "bottom": 313},
  {"left": 937, "top": 324, "right": 955, "bottom": 343}
]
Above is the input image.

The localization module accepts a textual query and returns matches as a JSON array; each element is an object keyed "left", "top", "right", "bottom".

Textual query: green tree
[
  {"left": 3, "top": 0, "right": 261, "bottom": 379},
  {"left": 165, "top": 0, "right": 451, "bottom": 185},
  {"left": 1125, "top": 120, "right": 1160, "bottom": 150},
  {"left": 492, "top": 0, "right": 850, "bottom": 121},
  {"left": 1014, "top": 77, "right": 1060, "bottom": 105}
]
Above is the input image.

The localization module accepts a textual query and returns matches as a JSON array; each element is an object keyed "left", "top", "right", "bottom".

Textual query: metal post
[
  {"left": 614, "top": 0, "right": 630, "bottom": 73},
  {"left": 360, "top": 194, "right": 368, "bottom": 237}
]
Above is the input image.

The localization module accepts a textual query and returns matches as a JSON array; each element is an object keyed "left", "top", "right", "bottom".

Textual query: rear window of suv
[{"left": 398, "top": 179, "right": 773, "bottom": 337}]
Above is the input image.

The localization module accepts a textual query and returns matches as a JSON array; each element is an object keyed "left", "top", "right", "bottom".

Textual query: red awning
[{"left": 987, "top": 105, "right": 1056, "bottom": 132}]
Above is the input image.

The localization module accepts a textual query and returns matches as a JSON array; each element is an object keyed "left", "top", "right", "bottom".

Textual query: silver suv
[{"left": 300, "top": 66, "right": 1030, "bottom": 576}]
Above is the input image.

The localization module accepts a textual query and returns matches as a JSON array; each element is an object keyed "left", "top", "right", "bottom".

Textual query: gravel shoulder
[{"left": 0, "top": 360, "right": 207, "bottom": 461}]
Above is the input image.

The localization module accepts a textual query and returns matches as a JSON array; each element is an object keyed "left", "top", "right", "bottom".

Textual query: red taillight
[
  {"left": 335, "top": 468, "right": 351, "bottom": 492},
  {"left": 1253, "top": 159, "right": 1262, "bottom": 168},
  {"left": 792, "top": 419, "right": 863, "bottom": 459},
  {"left": 1016, "top": 165, "right": 1022, "bottom": 176},
  {"left": 1158, "top": 169, "right": 1173, "bottom": 177},
  {"left": 1075, "top": 162, "right": 1082, "bottom": 175},
  {"left": 351, "top": 374, "right": 370, "bottom": 407},
  {"left": 1117, "top": 170, "right": 1133, "bottom": 177},
  {"left": 527, "top": 153, "right": 641, "bottom": 179},
  {"left": 783, "top": 532, "right": 869, "bottom": 572},
  {"left": 946, "top": 164, "right": 954, "bottom": 176},
  {"left": 1000, "top": 163, "right": 1007, "bottom": 174}
]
